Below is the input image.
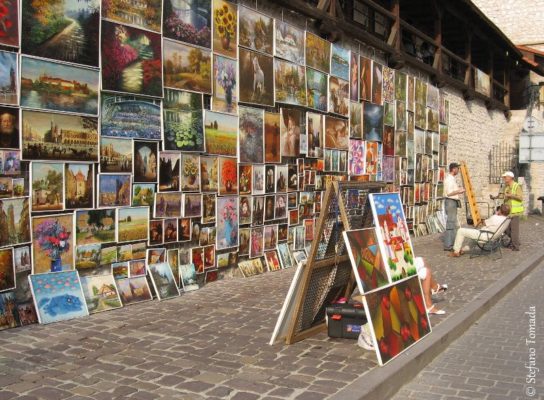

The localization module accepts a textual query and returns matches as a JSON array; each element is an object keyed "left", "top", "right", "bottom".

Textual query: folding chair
[{"left": 470, "top": 218, "right": 511, "bottom": 260}]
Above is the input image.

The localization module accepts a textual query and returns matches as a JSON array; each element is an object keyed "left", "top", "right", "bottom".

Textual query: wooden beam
[
  {"left": 464, "top": 29, "right": 473, "bottom": 87},
  {"left": 504, "top": 61, "right": 511, "bottom": 108},
  {"left": 432, "top": 0, "right": 443, "bottom": 74},
  {"left": 488, "top": 49, "right": 494, "bottom": 98},
  {"left": 390, "top": 0, "right": 401, "bottom": 52}
]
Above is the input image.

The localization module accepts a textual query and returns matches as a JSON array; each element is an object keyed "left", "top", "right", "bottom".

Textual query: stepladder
[{"left": 460, "top": 161, "right": 482, "bottom": 226}]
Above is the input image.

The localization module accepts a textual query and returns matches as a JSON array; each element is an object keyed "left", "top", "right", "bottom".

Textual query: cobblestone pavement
[
  {"left": 391, "top": 259, "right": 544, "bottom": 400},
  {"left": 0, "top": 216, "right": 542, "bottom": 400}
]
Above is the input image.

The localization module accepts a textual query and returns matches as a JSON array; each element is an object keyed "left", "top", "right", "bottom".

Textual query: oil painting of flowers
[
  {"left": 32, "top": 214, "right": 74, "bottom": 274},
  {"left": 216, "top": 196, "right": 239, "bottom": 250}
]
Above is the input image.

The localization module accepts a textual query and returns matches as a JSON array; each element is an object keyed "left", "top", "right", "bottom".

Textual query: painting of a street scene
[
  {"left": 163, "top": 89, "right": 205, "bottom": 152},
  {"left": 21, "top": 110, "right": 98, "bottom": 162},
  {"left": 275, "top": 59, "right": 307, "bottom": 107},
  {"left": 75, "top": 208, "right": 116, "bottom": 246},
  {"left": 98, "top": 174, "right": 131, "bottom": 207},
  {"left": 163, "top": 0, "right": 211, "bottom": 48},
  {"left": 163, "top": 39, "right": 212, "bottom": 93},
  {"left": 116, "top": 276, "right": 152, "bottom": 306},
  {"left": 133, "top": 141, "right": 158, "bottom": 182},
  {"left": 101, "top": 21, "right": 163, "bottom": 97},
  {"left": 0, "top": 51, "right": 18, "bottom": 106},
  {"left": 117, "top": 206, "right": 149, "bottom": 243},
  {"left": 31, "top": 162, "right": 64, "bottom": 212},
  {"left": 65, "top": 163, "right": 93, "bottom": 209},
  {"left": 100, "top": 93, "right": 161, "bottom": 139},
  {"left": 80, "top": 274, "right": 122, "bottom": 314},
  {"left": 103, "top": 0, "right": 162, "bottom": 32},
  {"left": 369, "top": 193, "right": 416, "bottom": 281},
  {"left": 20, "top": 57, "right": 99, "bottom": 115},
  {"left": 0, "top": 197, "right": 31, "bottom": 248},
  {"left": 100, "top": 137, "right": 132, "bottom": 173},
  {"left": 21, "top": 0, "right": 99, "bottom": 66}
]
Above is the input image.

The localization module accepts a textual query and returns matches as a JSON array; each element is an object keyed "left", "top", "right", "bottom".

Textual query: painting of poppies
[
  {"left": 363, "top": 276, "right": 431, "bottom": 365},
  {"left": 101, "top": 21, "right": 163, "bottom": 97},
  {"left": 0, "top": 0, "right": 18, "bottom": 47},
  {"left": 163, "top": 0, "right": 211, "bottom": 47},
  {"left": 216, "top": 196, "right": 238, "bottom": 250},
  {"left": 164, "top": 39, "right": 212, "bottom": 94},
  {"left": 204, "top": 110, "right": 238, "bottom": 157}
]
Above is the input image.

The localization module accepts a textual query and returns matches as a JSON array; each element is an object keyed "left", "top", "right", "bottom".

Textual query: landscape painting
[
  {"left": 180, "top": 263, "right": 199, "bottom": 291},
  {"left": 238, "top": 6, "right": 273, "bottom": 55},
  {"left": 163, "top": 39, "right": 212, "bottom": 93},
  {"left": 102, "top": 0, "right": 162, "bottom": 32},
  {"left": 75, "top": 243, "right": 101, "bottom": 270},
  {"left": 274, "top": 59, "right": 306, "bottom": 107},
  {"left": 212, "top": 55, "right": 237, "bottom": 113},
  {"left": 265, "top": 112, "right": 281, "bottom": 163},
  {"left": 239, "top": 106, "right": 264, "bottom": 164},
  {"left": 306, "top": 67, "right": 328, "bottom": 112},
  {"left": 200, "top": 156, "right": 218, "bottom": 192},
  {"left": 132, "top": 183, "right": 155, "bottom": 207},
  {"left": 133, "top": 141, "right": 158, "bottom": 182},
  {"left": 100, "top": 137, "right": 132, "bottom": 173},
  {"left": 274, "top": 20, "right": 304, "bottom": 65},
  {"left": 363, "top": 102, "right": 384, "bottom": 142},
  {"left": 21, "top": 110, "right": 98, "bottom": 162},
  {"left": 239, "top": 47, "right": 274, "bottom": 107},
  {"left": 155, "top": 192, "right": 182, "bottom": 218},
  {"left": 305, "top": 32, "right": 330, "bottom": 73},
  {"left": 0, "top": 197, "right": 31, "bottom": 248},
  {"left": 31, "top": 213, "right": 74, "bottom": 274},
  {"left": 115, "top": 276, "right": 152, "bottom": 306},
  {"left": 98, "top": 174, "right": 131, "bottom": 207},
  {"left": 159, "top": 152, "right": 181, "bottom": 192},
  {"left": 21, "top": 0, "right": 99, "bottom": 66},
  {"left": 100, "top": 93, "right": 161, "bottom": 140},
  {"left": 117, "top": 206, "right": 149, "bottom": 243},
  {"left": 75, "top": 208, "right": 116, "bottom": 246},
  {"left": 31, "top": 162, "right": 64, "bottom": 212},
  {"left": 29, "top": 271, "right": 88, "bottom": 324},
  {"left": 148, "top": 262, "right": 180, "bottom": 300},
  {"left": 163, "top": 89, "right": 205, "bottom": 152},
  {"left": 330, "top": 44, "right": 350, "bottom": 81},
  {"left": 163, "top": 0, "right": 211, "bottom": 48},
  {"left": 101, "top": 21, "right": 163, "bottom": 97},
  {"left": 0, "top": 0, "right": 19, "bottom": 47},
  {"left": 204, "top": 110, "right": 238, "bottom": 157},
  {"left": 80, "top": 274, "right": 122, "bottom": 314},
  {"left": 0, "top": 51, "right": 17, "bottom": 106},
  {"left": 65, "top": 163, "right": 94, "bottom": 209},
  {"left": 212, "top": 0, "right": 237, "bottom": 59},
  {"left": 21, "top": 57, "right": 99, "bottom": 115}
]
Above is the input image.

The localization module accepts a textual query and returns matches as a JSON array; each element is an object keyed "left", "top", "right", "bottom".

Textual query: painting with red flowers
[
  {"left": 363, "top": 275, "right": 431, "bottom": 365},
  {"left": 101, "top": 20, "right": 163, "bottom": 97},
  {"left": 0, "top": 0, "right": 18, "bottom": 47}
]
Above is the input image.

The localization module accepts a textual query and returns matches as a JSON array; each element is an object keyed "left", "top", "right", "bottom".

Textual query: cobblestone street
[{"left": 0, "top": 216, "right": 542, "bottom": 400}]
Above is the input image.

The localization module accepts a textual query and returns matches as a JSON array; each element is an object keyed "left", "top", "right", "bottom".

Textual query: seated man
[{"left": 450, "top": 204, "right": 510, "bottom": 257}]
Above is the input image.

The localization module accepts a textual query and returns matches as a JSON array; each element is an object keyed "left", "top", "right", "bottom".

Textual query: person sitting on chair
[
  {"left": 415, "top": 257, "right": 448, "bottom": 315},
  {"left": 449, "top": 204, "right": 510, "bottom": 257}
]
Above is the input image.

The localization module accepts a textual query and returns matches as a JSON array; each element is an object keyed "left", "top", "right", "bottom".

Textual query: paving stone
[
  {"left": 231, "top": 392, "right": 260, "bottom": 400},
  {"left": 27, "top": 387, "right": 72, "bottom": 400}
]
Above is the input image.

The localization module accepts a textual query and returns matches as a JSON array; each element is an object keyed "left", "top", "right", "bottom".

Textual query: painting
[
  {"left": 0, "top": 107, "right": 18, "bottom": 149},
  {"left": 395, "top": 72, "right": 407, "bottom": 102},
  {"left": 0, "top": 248, "right": 14, "bottom": 292},
  {"left": 200, "top": 156, "right": 218, "bottom": 192},
  {"left": 369, "top": 193, "right": 416, "bottom": 281},
  {"left": 264, "top": 112, "right": 281, "bottom": 163},
  {"left": 363, "top": 276, "right": 431, "bottom": 365},
  {"left": 80, "top": 274, "right": 122, "bottom": 314},
  {"left": 101, "top": 21, "right": 162, "bottom": 97},
  {"left": 265, "top": 250, "right": 281, "bottom": 272},
  {"left": 276, "top": 242, "right": 293, "bottom": 269},
  {"left": 163, "top": 39, "right": 211, "bottom": 93},
  {"left": 426, "top": 84, "right": 440, "bottom": 109},
  {"left": 365, "top": 141, "right": 380, "bottom": 175},
  {"left": 216, "top": 196, "right": 238, "bottom": 250},
  {"left": 330, "top": 44, "right": 350, "bottom": 81},
  {"left": 0, "top": 197, "right": 30, "bottom": 248},
  {"left": 252, "top": 167, "right": 265, "bottom": 197},
  {"left": 148, "top": 262, "right": 180, "bottom": 300},
  {"left": 31, "top": 162, "right": 64, "bottom": 212},
  {"left": 154, "top": 192, "right": 182, "bottom": 218},
  {"left": 149, "top": 219, "right": 163, "bottom": 245},
  {"left": 239, "top": 195, "right": 251, "bottom": 225},
  {"left": 383, "top": 126, "right": 394, "bottom": 156},
  {"left": 396, "top": 101, "right": 406, "bottom": 131},
  {"left": 116, "top": 276, "right": 152, "bottom": 305},
  {"left": 0, "top": 0, "right": 18, "bottom": 47},
  {"left": 329, "top": 76, "right": 349, "bottom": 117},
  {"left": 415, "top": 103, "right": 426, "bottom": 129},
  {"left": 307, "top": 112, "right": 323, "bottom": 158},
  {"left": 427, "top": 107, "right": 439, "bottom": 132},
  {"left": 383, "top": 102, "right": 395, "bottom": 127},
  {"left": 275, "top": 194, "right": 287, "bottom": 219},
  {"left": 101, "top": 93, "right": 161, "bottom": 140},
  {"left": 372, "top": 62, "right": 383, "bottom": 105},
  {"left": 218, "top": 157, "right": 237, "bottom": 195},
  {"left": 212, "top": 0, "right": 237, "bottom": 59},
  {"left": 350, "top": 52, "right": 359, "bottom": 102},
  {"left": 65, "top": 163, "right": 93, "bottom": 209},
  {"left": 324, "top": 115, "right": 348, "bottom": 150},
  {"left": 100, "top": 137, "right": 132, "bottom": 174},
  {"left": 238, "top": 258, "right": 264, "bottom": 277},
  {"left": 239, "top": 47, "right": 274, "bottom": 107},
  {"left": 305, "top": 32, "right": 330, "bottom": 73},
  {"left": 0, "top": 51, "right": 17, "bottom": 106},
  {"left": 103, "top": 0, "right": 161, "bottom": 32},
  {"left": 350, "top": 101, "right": 362, "bottom": 139},
  {"left": 239, "top": 106, "right": 264, "bottom": 164},
  {"left": 21, "top": 57, "right": 99, "bottom": 115},
  {"left": 415, "top": 79, "right": 426, "bottom": 106},
  {"left": 164, "top": 89, "right": 205, "bottom": 152},
  {"left": 98, "top": 174, "right": 131, "bottom": 207},
  {"left": 14, "top": 246, "right": 31, "bottom": 273},
  {"left": 0, "top": 291, "right": 19, "bottom": 330},
  {"left": 179, "top": 153, "right": 199, "bottom": 192},
  {"left": 163, "top": 0, "right": 211, "bottom": 48},
  {"left": 133, "top": 141, "right": 158, "bottom": 182},
  {"left": 382, "top": 66, "right": 395, "bottom": 103},
  {"left": 204, "top": 110, "right": 238, "bottom": 157},
  {"left": 212, "top": 55, "right": 237, "bottom": 113},
  {"left": 117, "top": 206, "right": 149, "bottom": 243},
  {"left": 238, "top": 165, "right": 252, "bottom": 195},
  {"left": 280, "top": 108, "right": 302, "bottom": 157},
  {"left": 363, "top": 102, "right": 384, "bottom": 142},
  {"left": 349, "top": 139, "right": 365, "bottom": 176},
  {"left": 21, "top": 110, "right": 98, "bottom": 162},
  {"left": 360, "top": 56, "right": 372, "bottom": 102},
  {"left": 159, "top": 152, "right": 181, "bottom": 192},
  {"left": 275, "top": 59, "right": 306, "bottom": 106},
  {"left": 305, "top": 67, "right": 328, "bottom": 112},
  {"left": 182, "top": 193, "right": 201, "bottom": 217},
  {"left": 275, "top": 20, "right": 304, "bottom": 65},
  {"left": 76, "top": 209, "right": 116, "bottom": 246},
  {"left": 382, "top": 156, "right": 395, "bottom": 183},
  {"left": 29, "top": 271, "right": 88, "bottom": 324},
  {"left": 239, "top": 6, "right": 273, "bottom": 55},
  {"left": 249, "top": 226, "right": 263, "bottom": 258},
  {"left": 180, "top": 263, "right": 199, "bottom": 291},
  {"left": 191, "top": 246, "right": 204, "bottom": 273},
  {"left": 21, "top": 0, "right": 99, "bottom": 66}
]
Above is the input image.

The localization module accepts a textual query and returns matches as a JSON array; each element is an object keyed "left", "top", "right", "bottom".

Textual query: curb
[{"left": 330, "top": 249, "right": 544, "bottom": 400}]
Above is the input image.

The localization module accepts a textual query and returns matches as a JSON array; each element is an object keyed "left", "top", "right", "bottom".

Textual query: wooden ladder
[{"left": 460, "top": 161, "right": 482, "bottom": 226}]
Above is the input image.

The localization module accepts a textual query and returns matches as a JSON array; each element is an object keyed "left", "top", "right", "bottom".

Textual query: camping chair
[{"left": 470, "top": 218, "right": 511, "bottom": 260}]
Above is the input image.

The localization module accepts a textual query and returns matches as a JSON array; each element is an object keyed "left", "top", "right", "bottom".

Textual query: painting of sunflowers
[
  {"left": 212, "top": 0, "right": 237, "bottom": 59},
  {"left": 363, "top": 275, "right": 431, "bottom": 365}
]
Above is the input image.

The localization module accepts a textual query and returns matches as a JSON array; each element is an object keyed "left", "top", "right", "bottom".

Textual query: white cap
[{"left": 502, "top": 171, "right": 515, "bottom": 178}]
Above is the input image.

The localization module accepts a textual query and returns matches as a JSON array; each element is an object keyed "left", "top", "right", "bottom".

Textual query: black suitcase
[{"left": 326, "top": 303, "right": 367, "bottom": 339}]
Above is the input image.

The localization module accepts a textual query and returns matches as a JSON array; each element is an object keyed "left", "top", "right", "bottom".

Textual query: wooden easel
[{"left": 460, "top": 161, "right": 482, "bottom": 226}]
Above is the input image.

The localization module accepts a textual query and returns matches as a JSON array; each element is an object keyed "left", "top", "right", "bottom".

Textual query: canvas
[
  {"left": 382, "top": 156, "right": 395, "bottom": 183},
  {"left": 163, "top": 39, "right": 212, "bottom": 93},
  {"left": 239, "top": 106, "right": 264, "bottom": 164},
  {"left": 179, "top": 263, "right": 199, "bottom": 291},
  {"left": 305, "top": 32, "right": 330, "bottom": 73},
  {"left": 0, "top": 106, "right": 18, "bottom": 149},
  {"left": 363, "top": 275, "right": 431, "bottom": 365},
  {"left": 101, "top": 21, "right": 163, "bottom": 97},
  {"left": 0, "top": 248, "right": 14, "bottom": 292},
  {"left": 324, "top": 115, "right": 348, "bottom": 150},
  {"left": 98, "top": 174, "right": 131, "bottom": 207},
  {"left": 149, "top": 219, "right": 164, "bottom": 245},
  {"left": 212, "top": 0, "right": 237, "bottom": 59},
  {"left": 349, "top": 102, "right": 362, "bottom": 139},
  {"left": 191, "top": 246, "right": 204, "bottom": 273},
  {"left": 372, "top": 62, "right": 383, "bottom": 105},
  {"left": 133, "top": 141, "right": 158, "bottom": 182},
  {"left": 0, "top": 197, "right": 30, "bottom": 248},
  {"left": 14, "top": 246, "right": 31, "bottom": 273},
  {"left": 31, "top": 162, "right": 64, "bottom": 212},
  {"left": 21, "top": 57, "right": 99, "bottom": 115},
  {"left": 218, "top": 157, "right": 238, "bottom": 195},
  {"left": 103, "top": 0, "right": 161, "bottom": 32},
  {"left": 365, "top": 141, "right": 380, "bottom": 176},
  {"left": 75, "top": 209, "right": 116, "bottom": 246},
  {"left": 328, "top": 76, "right": 349, "bottom": 117},
  {"left": 415, "top": 79, "right": 427, "bottom": 106},
  {"left": 382, "top": 66, "right": 395, "bottom": 103},
  {"left": 330, "top": 44, "right": 350, "bottom": 81},
  {"left": 276, "top": 243, "right": 294, "bottom": 269},
  {"left": 264, "top": 112, "right": 281, "bottom": 163},
  {"left": 200, "top": 156, "right": 218, "bottom": 192},
  {"left": 304, "top": 112, "right": 323, "bottom": 158},
  {"left": 238, "top": 258, "right": 264, "bottom": 277},
  {"left": 21, "top": 0, "right": 99, "bottom": 66},
  {"left": 80, "top": 274, "right": 122, "bottom": 314},
  {"left": 280, "top": 108, "right": 302, "bottom": 157},
  {"left": 100, "top": 137, "right": 132, "bottom": 174},
  {"left": 154, "top": 192, "right": 182, "bottom": 218},
  {"left": 359, "top": 56, "right": 372, "bottom": 102},
  {"left": 275, "top": 59, "right": 306, "bottom": 107},
  {"left": 239, "top": 195, "right": 252, "bottom": 225},
  {"left": 0, "top": 0, "right": 19, "bottom": 47},
  {"left": 163, "top": 89, "right": 205, "bottom": 152},
  {"left": 163, "top": 0, "right": 211, "bottom": 48},
  {"left": 216, "top": 196, "right": 238, "bottom": 250},
  {"left": 349, "top": 52, "right": 359, "bottom": 101},
  {"left": 183, "top": 193, "right": 201, "bottom": 217},
  {"left": 349, "top": 139, "right": 365, "bottom": 176},
  {"left": 148, "top": 262, "right": 180, "bottom": 300},
  {"left": 396, "top": 101, "right": 406, "bottom": 131},
  {"left": 383, "top": 125, "right": 394, "bottom": 157},
  {"left": 306, "top": 67, "right": 328, "bottom": 112},
  {"left": 212, "top": 55, "right": 237, "bottom": 113},
  {"left": 238, "top": 165, "right": 252, "bottom": 195},
  {"left": 238, "top": 48, "right": 274, "bottom": 107},
  {"left": 0, "top": 291, "right": 20, "bottom": 330},
  {"left": 65, "top": 163, "right": 93, "bottom": 210},
  {"left": 395, "top": 72, "right": 407, "bottom": 102},
  {"left": 101, "top": 93, "right": 161, "bottom": 140},
  {"left": 395, "top": 130, "right": 407, "bottom": 157},
  {"left": 0, "top": 51, "right": 17, "bottom": 106},
  {"left": 204, "top": 110, "right": 238, "bottom": 157},
  {"left": 363, "top": 102, "right": 384, "bottom": 142},
  {"left": 427, "top": 107, "right": 439, "bottom": 132},
  {"left": 239, "top": 6, "right": 273, "bottom": 55},
  {"left": 116, "top": 276, "right": 152, "bottom": 306},
  {"left": 117, "top": 206, "right": 149, "bottom": 243},
  {"left": 274, "top": 20, "right": 304, "bottom": 65},
  {"left": 250, "top": 226, "right": 264, "bottom": 258},
  {"left": 158, "top": 152, "right": 181, "bottom": 192},
  {"left": 22, "top": 111, "right": 98, "bottom": 163},
  {"left": 265, "top": 250, "right": 281, "bottom": 272}
]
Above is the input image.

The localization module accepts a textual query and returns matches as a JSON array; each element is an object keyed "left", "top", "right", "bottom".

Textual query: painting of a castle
[{"left": 65, "top": 164, "right": 94, "bottom": 209}]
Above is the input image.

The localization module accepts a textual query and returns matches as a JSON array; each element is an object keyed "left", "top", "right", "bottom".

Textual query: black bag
[{"left": 326, "top": 303, "right": 367, "bottom": 339}]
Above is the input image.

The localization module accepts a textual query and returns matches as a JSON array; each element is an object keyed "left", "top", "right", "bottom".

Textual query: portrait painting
[
  {"left": 239, "top": 196, "right": 252, "bottom": 225},
  {"left": 163, "top": 0, "right": 211, "bottom": 48},
  {"left": 275, "top": 59, "right": 307, "bottom": 107},
  {"left": 239, "top": 106, "right": 264, "bottom": 164},
  {"left": 329, "top": 76, "right": 349, "bottom": 117},
  {"left": 275, "top": 20, "right": 304, "bottom": 65},
  {"left": 0, "top": 106, "right": 18, "bottom": 149},
  {"left": 239, "top": 48, "right": 274, "bottom": 107},
  {"left": 163, "top": 39, "right": 212, "bottom": 94},
  {"left": 280, "top": 108, "right": 302, "bottom": 157},
  {"left": 324, "top": 115, "right": 349, "bottom": 150}
]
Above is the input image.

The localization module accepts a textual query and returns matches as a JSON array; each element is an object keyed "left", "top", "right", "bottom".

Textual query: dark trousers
[{"left": 507, "top": 215, "right": 520, "bottom": 250}]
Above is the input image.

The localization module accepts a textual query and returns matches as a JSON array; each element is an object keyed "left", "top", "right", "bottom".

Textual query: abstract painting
[
  {"left": 148, "top": 262, "right": 180, "bottom": 300},
  {"left": 212, "top": 0, "right": 237, "bottom": 59},
  {"left": 239, "top": 6, "right": 273, "bottom": 55},
  {"left": 275, "top": 20, "right": 304, "bottom": 65},
  {"left": 239, "top": 47, "right": 274, "bottom": 107},
  {"left": 275, "top": 59, "right": 306, "bottom": 106},
  {"left": 239, "top": 106, "right": 264, "bottom": 164},
  {"left": 163, "top": 89, "right": 205, "bottom": 152},
  {"left": 163, "top": 0, "right": 211, "bottom": 48},
  {"left": 163, "top": 39, "right": 212, "bottom": 93},
  {"left": 80, "top": 274, "right": 122, "bottom": 314}
]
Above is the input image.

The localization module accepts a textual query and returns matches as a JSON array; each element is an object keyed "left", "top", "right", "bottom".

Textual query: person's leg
[
  {"left": 510, "top": 216, "right": 520, "bottom": 250},
  {"left": 452, "top": 227, "right": 480, "bottom": 253},
  {"left": 444, "top": 200, "right": 457, "bottom": 250},
  {"left": 421, "top": 272, "right": 432, "bottom": 309}
]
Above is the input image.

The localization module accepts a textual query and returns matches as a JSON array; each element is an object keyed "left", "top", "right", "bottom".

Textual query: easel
[
  {"left": 460, "top": 161, "right": 482, "bottom": 226},
  {"left": 282, "top": 180, "right": 384, "bottom": 344}
]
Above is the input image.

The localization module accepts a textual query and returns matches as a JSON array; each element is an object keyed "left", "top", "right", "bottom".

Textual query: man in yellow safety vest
[{"left": 502, "top": 171, "right": 524, "bottom": 251}]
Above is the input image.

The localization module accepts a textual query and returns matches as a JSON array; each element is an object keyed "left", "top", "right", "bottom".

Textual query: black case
[{"left": 326, "top": 303, "right": 367, "bottom": 339}]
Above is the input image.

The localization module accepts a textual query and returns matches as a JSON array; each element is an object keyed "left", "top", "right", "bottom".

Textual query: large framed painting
[
  {"left": 0, "top": 0, "right": 19, "bottom": 47},
  {"left": 21, "top": 0, "right": 99, "bottom": 66},
  {"left": 21, "top": 110, "right": 98, "bottom": 162},
  {"left": 163, "top": 39, "right": 212, "bottom": 94},
  {"left": 239, "top": 47, "right": 274, "bottom": 107},
  {"left": 204, "top": 110, "right": 238, "bottom": 157},
  {"left": 274, "top": 20, "right": 304, "bottom": 65},
  {"left": 212, "top": 0, "right": 237, "bottom": 59},
  {"left": 216, "top": 196, "right": 239, "bottom": 250},
  {"left": 80, "top": 274, "right": 122, "bottom": 314},
  {"left": 212, "top": 54, "right": 237, "bottom": 113},
  {"left": 31, "top": 213, "right": 74, "bottom": 274},
  {"left": 330, "top": 43, "right": 350, "bottom": 81},
  {"left": 0, "top": 51, "right": 17, "bottom": 106},
  {"left": 117, "top": 206, "right": 149, "bottom": 243},
  {"left": 101, "top": 21, "right": 163, "bottom": 97},
  {"left": 0, "top": 197, "right": 30, "bottom": 248},
  {"left": 274, "top": 59, "right": 306, "bottom": 107},
  {"left": 163, "top": 89, "right": 205, "bottom": 152},
  {"left": 238, "top": 106, "right": 264, "bottom": 164},
  {"left": 163, "top": 0, "right": 211, "bottom": 47},
  {"left": 238, "top": 6, "right": 273, "bottom": 55},
  {"left": 103, "top": 0, "right": 162, "bottom": 32},
  {"left": 305, "top": 32, "right": 330, "bottom": 74}
]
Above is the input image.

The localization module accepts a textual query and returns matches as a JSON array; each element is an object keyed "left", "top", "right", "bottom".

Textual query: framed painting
[
  {"left": 265, "top": 250, "right": 281, "bottom": 272},
  {"left": 396, "top": 101, "right": 407, "bottom": 131},
  {"left": 80, "top": 274, "right": 122, "bottom": 314},
  {"left": 264, "top": 194, "right": 275, "bottom": 220},
  {"left": 383, "top": 125, "right": 394, "bottom": 157},
  {"left": 182, "top": 193, "right": 202, "bottom": 217},
  {"left": 132, "top": 183, "right": 155, "bottom": 208},
  {"left": 149, "top": 219, "right": 164, "bottom": 246},
  {"left": 365, "top": 141, "right": 380, "bottom": 175},
  {"left": 275, "top": 194, "right": 287, "bottom": 219},
  {"left": 218, "top": 156, "right": 238, "bottom": 195},
  {"left": 116, "top": 276, "right": 152, "bottom": 306},
  {"left": 239, "top": 106, "right": 264, "bottom": 164},
  {"left": 280, "top": 108, "right": 302, "bottom": 157},
  {"left": 0, "top": 248, "right": 14, "bottom": 292},
  {"left": 415, "top": 79, "right": 427, "bottom": 106},
  {"left": 372, "top": 62, "right": 383, "bottom": 105},
  {"left": 395, "top": 130, "right": 407, "bottom": 157},
  {"left": 249, "top": 226, "right": 263, "bottom": 258},
  {"left": 395, "top": 72, "right": 407, "bottom": 102},
  {"left": 239, "top": 6, "right": 273, "bottom": 55},
  {"left": 329, "top": 76, "right": 349, "bottom": 117},
  {"left": 415, "top": 103, "right": 426, "bottom": 129},
  {"left": 359, "top": 56, "right": 372, "bottom": 102},
  {"left": 117, "top": 206, "right": 149, "bottom": 243},
  {"left": 31, "top": 162, "right": 64, "bottom": 212},
  {"left": 133, "top": 141, "right": 158, "bottom": 183},
  {"left": 252, "top": 166, "right": 265, "bottom": 196},
  {"left": 180, "top": 263, "right": 199, "bottom": 292},
  {"left": 324, "top": 115, "right": 349, "bottom": 150},
  {"left": 159, "top": 151, "right": 181, "bottom": 192},
  {"left": 21, "top": 0, "right": 99, "bottom": 66},
  {"left": 14, "top": 246, "right": 31, "bottom": 273},
  {"left": 349, "top": 139, "right": 365, "bottom": 176},
  {"left": 216, "top": 196, "right": 239, "bottom": 250},
  {"left": 164, "top": 219, "right": 177, "bottom": 243},
  {"left": 65, "top": 163, "right": 94, "bottom": 210},
  {"left": 148, "top": 262, "right": 180, "bottom": 300},
  {"left": 239, "top": 195, "right": 252, "bottom": 225},
  {"left": 180, "top": 153, "right": 199, "bottom": 192},
  {"left": 101, "top": 21, "right": 163, "bottom": 97},
  {"left": 163, "top": 89, "right": 205, "bottom": 152},
  {"left": 238, "top": 258, "right": 264, "bottom": 277},
  {"left": 100, "top": 93, "right": 161, "bottom": 140},
  {"left": 200, "top": 156, "right": 218, "bottom": 192},
  {"left": 274, "top": 20, "right": 304, "bottom": 65},
  {"left": 202, "top": 193, "right": 216, "bottom": 223},
  {"left": 407, "top": 76, "right": 415, "bottom": 111},
  {"left": 154, "top": 192, "right": 182, "bottom": 218},
  {"left": 275, "top": 165, "right": 288, "bottom": 193},
  {"left": 350, "top": 52, "right": 359, "bottom": 101},
  {"left": 97, "top": 174, "right": 131, "bottom": 207},
  {"left": 0, "top": 197, "right": 30, "bottom": 248},
  {"left": 163, "top": 0, "right": 211, "bottom": 48},
  {"left": 204, "top": 110, "right": 238, "bottom": 157},
  {"left": 75, "top": 209, "right": 116, "bottom": 246},
  {"left": 306, "top": 67, "right": 328, "bottom": 112},
  {"left": 191, "top": 246, "right": 204, "bottom": 273},
  {"left": 212, "top": 0, "right": 237, "bottom": 59},
  {"left": 426, "top": 84, "right": 440, "bottom": 109},
  {"left": 363, "top": 102, "right": 384, "bottom": 142},
  {"left": 100, "top": 137, "right": 132, "bottom": 173},
  {"left": 382, "top": 66, "right": 395, "bottom": 103},
  {"left": 103, "top": 0, "right": 162, "bottom": 32},
  {"left": 306, "top": 112, "right": 324, "bottom": 158},
  {"left": 0, "top": 51, "right": 17, "bottom": 106},
  {"left": 21, "top": 57, "right": 99, "bottom": 115},
  {"left": 212, "top": 55, "right": 237, "bottom": 114},
  {"left": 330, "top": 43, "right": 350, "bottom": 81},
  {"left": 239, "top": 47, "right": 274, "bottom": 107},
  {"left": 163, "top": 39, "right": 212, "bottom": 94},
  {"left": 277, "top": 243, "right": 294, "bottom": 269},
  {"left": 178, "top": 218, "right": 192, "bottom": 241},
  {"left": 21, "top": 110, "right": 98, "bottom": 162},
  {"left": 383, "top": 102, "right": 394, "bottom": 127},
  {"left": 305, "top": 32, "right": 330, "bottom": 73},
  {"left": 31, "top": 213, "right": 74, "bottom": 274},
  {"left": 0, "top": 0, "right": 18, "bottom": 47},
  {"left": 0, "top": 106, "right": 18, "bottom": 149},
  {"left": 238, "top": 165, "right": 252, "bottom": 195},
  {"left": 350, "top": 102, "right": 363, "bottom": 139},
  {"left": 264, "top": 112, "right": 281, "bottom": 163},
  {"left": 274, "top": 59, "right": 306, "bottom": 107}
]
